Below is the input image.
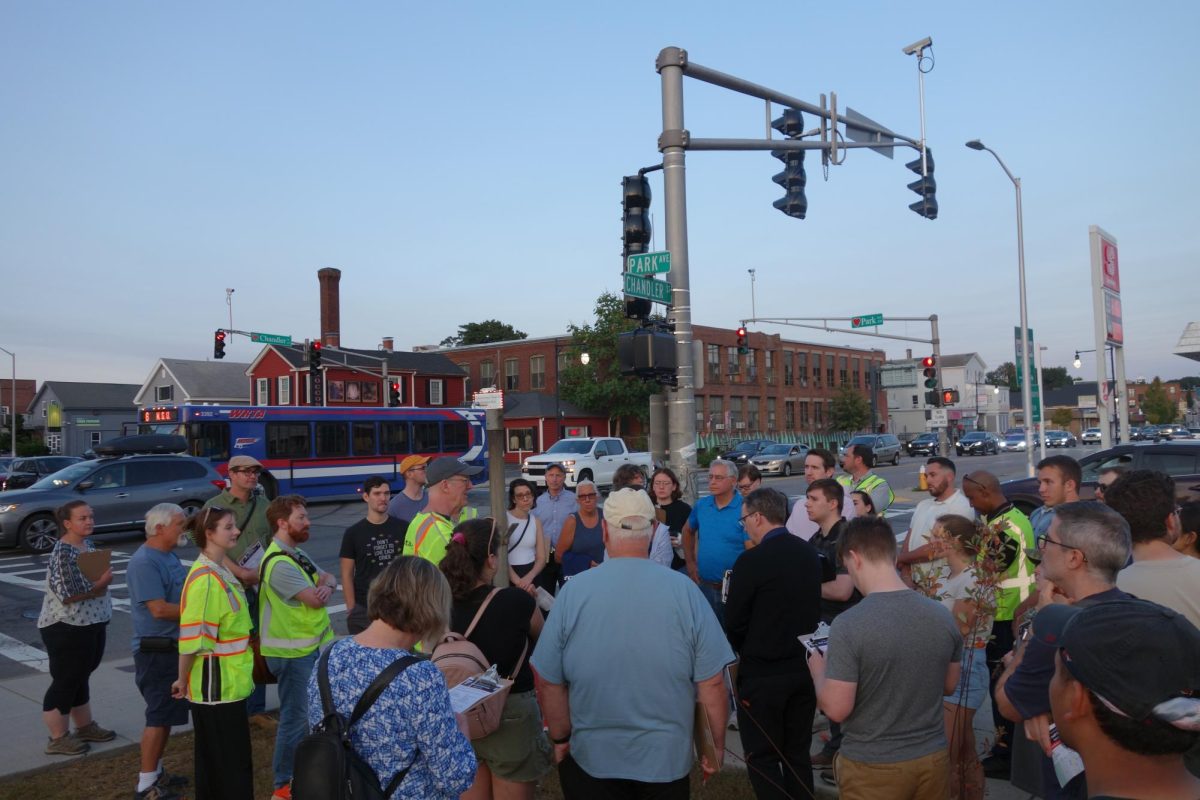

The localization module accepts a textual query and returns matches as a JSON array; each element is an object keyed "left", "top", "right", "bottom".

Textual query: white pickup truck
[{"left": 521, "top": 437, "right": 654, "bottom": 489}]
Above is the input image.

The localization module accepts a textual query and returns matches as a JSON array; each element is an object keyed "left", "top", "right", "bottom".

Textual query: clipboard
[
  {"left": 693, "top": 700, "right": 718, "bottom": 768},
  {"left": 76, "top": 549, "right": 111, "bottom": 583}
]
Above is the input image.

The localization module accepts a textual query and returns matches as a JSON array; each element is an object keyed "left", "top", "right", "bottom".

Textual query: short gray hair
[
  {"left": 144, "top": 503, "right": 185, "bottom": 538},
  {"left": 1054, "top": 501, "right": 1132, "bottom": 584},
  {"left": 744, "top": 488, "right": 788, "bottom": 526},
  {"left": 575, "top": 479, "right": 597, "bottom": 494},
  {"left": 709, "top": 459, "right": 737, "bottom": 480}
]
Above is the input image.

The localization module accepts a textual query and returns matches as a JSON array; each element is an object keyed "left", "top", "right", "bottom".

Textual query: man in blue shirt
[
  {"left": 533, "top": 463, "right": 577, "bottom": 591},
  {"left": 683, "top": 459, "right": 746, "bottom": 625},
  {"left": 532, "top": 488, "right": 734, "bottom": 798},
  {"left": 127, "top": 503, "right": 191, "bottom": 800}
]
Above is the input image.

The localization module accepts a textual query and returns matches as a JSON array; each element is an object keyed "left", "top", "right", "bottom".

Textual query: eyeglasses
[
  {"left": 739, "top": 511, "right": 760, "bottom": 524},
  {"left": 513, "top": 491, "right": 533, "bottom": 499},
  {"left": 577, "top": 492, "right": 598, "bottom": 500},
  {"left": 1036, "top": 533, "right": 1087, "bottom": 562},
  {"left": 232, "top": 468, "right": 262, "bottom": 476},
  {"left": 737, "top": 483, "right": 755, "bottom": 491}
]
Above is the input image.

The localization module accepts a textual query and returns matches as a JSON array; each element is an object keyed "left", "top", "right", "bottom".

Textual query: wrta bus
[{"left": 137, "top": 404, "right": 488, "bottom": 500}]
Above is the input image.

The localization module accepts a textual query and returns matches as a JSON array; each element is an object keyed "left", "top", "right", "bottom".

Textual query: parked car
[
  {"left": 750, "top": 443, "right": 809, "bottom": 476},
  {"left": 1081, "top": 427, "right": 1103, "bottom": 444},
  {"left": 906, "top": 433, "right": 939, "bottom": 456},
  {"left": 719, "top": 439, "right": 777, "bottom": 465},
  {"left": 1, "top": 456, "right": 83, "bottom": 492},
  {"left": 956, "top": 431, "right": 1000, "bottom": 456},
  {"left": 1157, "top": 423, "right": 1193, "bottom": 440},
  {"left": 1128, "top": 426, "right": 1150, "bottom": 441},
  {"left": 841, "top": 433, "right": 902, "bottom": 466},
  {"left": 1045, "top": 430, "right": 1078, "bottom": 448},
  {"left": 998, "top": 433, "right": 1028, "bottom": 452},
  {"left": 1190, "top": 428, "right": 1200, "bottom": 440},
  {"left": 520, "top": 437, "right": 654, "bottom": 489},
  {"left": 1002, "top": 440, "right": 1200, "bottom": 515},
  {"left": 0, "top": 447, "right": 224, "bottom": 553}
]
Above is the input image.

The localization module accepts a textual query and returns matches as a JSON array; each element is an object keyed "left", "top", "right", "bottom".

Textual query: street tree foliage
[
  {"left": 440, "top": 320, "right": 527, "bottom": 348},
  {"left": 1050, "top": 408, "right": 1074, "bottom": 429},
  {"left": 1141, "top": 377, "right": 1177, "bottom": 424},
  {"left": 557, "top": 292, "right": 657, "bottom": 435},
  {"left": 830, "top": 385, "right": 872, "bottom": 433},
  {"left": 985, "top": 361, "right": 1073, "bottom": 390}
]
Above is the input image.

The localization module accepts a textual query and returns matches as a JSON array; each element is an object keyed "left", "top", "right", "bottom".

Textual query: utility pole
[{"left": 487, "top": 407, "right": 510, "bottom": 587}]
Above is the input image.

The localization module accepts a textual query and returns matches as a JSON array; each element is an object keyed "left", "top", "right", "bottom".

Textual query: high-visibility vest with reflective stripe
[
  {"left": 990, "top": 507, "right": 1036, "bottom": 621},
  {"left": 454, "top": 506, "right": 479, "bottom": 524},
  {"left": 257, "top": 540, "right": 334, "bottom": 658},
  {"left": 402, "top": 511, "right": 454, "bottom": 565},
  {"left": 179, "top": 558, "right": 254, "bottom": 703},
  {"left": 838, "top": 472, "right": 895, "bottom": 516}
]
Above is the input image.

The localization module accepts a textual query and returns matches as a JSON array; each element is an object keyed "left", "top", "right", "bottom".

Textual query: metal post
[
  {"left": 486, "top": 407, "right": 509, "bottom": 587},
  {"left": 1035, "top": 344, "right": 1047, "bottom": 463},
  {"left": 1113, "top": 346, "right": 1128, "bottom": 443},
  {"left": 1014, "top": 178, "right": 1034, "bottom": 477},
  {"left": 0, "top": 346, "right": 15, "bottom": 458},
  {"left": 931, "top": 315, "right": 947, "bottom": 456},
  {"left": 748, "top": 268, "right": 757, "bottom": 321},
  {"left": 658, "top": 47, "right": 698, "bottom": 501},
  {"left": 648, "top": 394, "right": 668, "bottom": 466}
]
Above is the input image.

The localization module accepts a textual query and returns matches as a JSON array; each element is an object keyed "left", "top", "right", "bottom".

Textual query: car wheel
[
  {"left": 783, "top": 463, "right": 792, "bottom": 477},
  {"left": 180, "top": 500, "right": 204, "bottom": 519},
  {"left": 19, "top": 513, "right": 59, "bottom": 554},
  {"left": 892, "top": 452, "right": 901, "bottom": 466}
]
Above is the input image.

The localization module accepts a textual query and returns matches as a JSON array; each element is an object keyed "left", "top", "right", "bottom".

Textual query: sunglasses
[{"left": 577, "top": 492, "right": 598, "bottom": 499}]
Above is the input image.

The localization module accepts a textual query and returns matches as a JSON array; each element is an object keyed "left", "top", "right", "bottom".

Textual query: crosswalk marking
[{"left": 0, "top": 632, "right": 49, "bottom": 672}]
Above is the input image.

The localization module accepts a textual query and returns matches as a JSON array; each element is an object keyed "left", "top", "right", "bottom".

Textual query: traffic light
[
  {"left": 921, "top": 355, "right": 937, "bottom": 389},
  {"left": 213, "top": 330, "right": 226, "bottom": 360},
  {"left": 621, "top": 175, "right": 653, "bottom": 320},
  {"left": 925, "top": 390, "right": 941, "bottom": 407},
  {"left": 942, "top": 389, "right": 960, "bottom": 405},
  {"left": 906, "top": 147, "right": 937, "bottom": 220},
  {"left": 307, "top": 340, "right": 322, "bottom": 370},
  {"left": 389, "top": 382, "right": 401, "bottom": 407},
  {"left": 736, "top": 326, "right": 749, "bottom": 355},
  {"left": 624, "top": 298, "right": 652, "bottom": 320},
  {"left": 770, "top": 109, "right": 807, "bottom": 219}
]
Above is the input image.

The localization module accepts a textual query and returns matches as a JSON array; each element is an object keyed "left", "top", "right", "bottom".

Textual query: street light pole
[
  {"left": 966, "top": 139, "right": 1035, "bottom": 477},
  {"left": 0, "top": 346, "right": 14, "bottom": 458}
]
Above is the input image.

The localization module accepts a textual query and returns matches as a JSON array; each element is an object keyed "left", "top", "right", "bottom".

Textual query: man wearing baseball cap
[
  {"left": 1039, "top": 598, "right": 1200, "bottom": 799},
  {"left": 387, "top": 454, "right": 430, "bottom": 526},
  {"left": 401, "top": 457, "right": 481, "bottom": 565}
]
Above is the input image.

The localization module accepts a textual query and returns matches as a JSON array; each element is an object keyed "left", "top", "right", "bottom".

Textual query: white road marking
[{"left": 0, "top": 632, "right": 49, "bottom": 672}]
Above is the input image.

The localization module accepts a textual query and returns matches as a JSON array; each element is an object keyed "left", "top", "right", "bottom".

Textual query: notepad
[{"left": 76, "top": 549, "right": 111, "bottom": 583}]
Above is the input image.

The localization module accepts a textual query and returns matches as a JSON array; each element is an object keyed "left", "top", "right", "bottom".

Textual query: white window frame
[
  {"left": 530, "top": 356, "right": 545, "bottom": 390},
  {"left": 89, "top": 431, "right": 103, "bottom": 448},
  {"left": 155, "top": 385, "right": 174, "bottom": 402},
  {"left": 277, "top": 375, "right": 291, "bottom": 405},
  {"left": 429, "top": 379, "right": 445, "bottom": 406},
  {"left": 256, "top": 378, "right": 269, "bottom": 406}
]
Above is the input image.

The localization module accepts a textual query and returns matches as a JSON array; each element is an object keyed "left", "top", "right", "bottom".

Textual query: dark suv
[
  {"left": 0, "top": 449, "right": 223, "bottom": 553},
  {"left": 1, "top": 456, "right": 83, "bottom": 491},
  {"left": 1001, "top": 441, "right": 1200, "bottom": 514},
  {"left": 720, "top": 439, "right": 776, "bottom": 465}
]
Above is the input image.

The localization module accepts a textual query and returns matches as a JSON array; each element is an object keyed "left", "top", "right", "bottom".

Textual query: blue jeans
[
  {"left": 698, "top": 582, "right": 725, "bottom": 628},
  {"left": 266, "top": 650, "right": 318, "bottom": 788}
]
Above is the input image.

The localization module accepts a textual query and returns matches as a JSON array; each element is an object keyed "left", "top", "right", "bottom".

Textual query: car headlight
[
  {"left": 560, "top": 459, "right": 575, "bottom": 467},
  {"left": 0, "top": 504, "right": 18, "bottom": 513}
]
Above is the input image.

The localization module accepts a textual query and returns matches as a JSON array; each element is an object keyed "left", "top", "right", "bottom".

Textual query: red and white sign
[{"left": 1100, "top": 238, "right": 1120, "bottom": 292}]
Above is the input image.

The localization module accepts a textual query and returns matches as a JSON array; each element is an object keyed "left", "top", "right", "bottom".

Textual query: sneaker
[
  {"left": 73, "top": 721, "right": 116, "bottom": 742},
  {"left": 44, "top": 733, "right": 89, "bottom": 756},
  {"left": 155, "top": 771, "right": 189, "bottom": 789},
  {"left": 134, "top": 786, "right": 181, "bottom": 800},
  {"left": 272, "top": 783, "right": 292, "bottom": 800},
  {"left": 810, "top": 749, "right": 835, "bottom": 768},
  {"left": 819, "top": 768, "right": 837, "bottom": 786}
]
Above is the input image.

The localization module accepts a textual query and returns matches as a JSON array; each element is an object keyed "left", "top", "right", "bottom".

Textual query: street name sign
[
  {"left": 626, "top": 251, "right": 672, "bottom": 276},
  {"left": 851, "top": 314, "right": 883, "bottom": 328},
  {"left": 623, "top": 272, "right": 673, "bottom": 304},
  {"left": 251, "top": 332, "right": 293, "bottom": 346}
]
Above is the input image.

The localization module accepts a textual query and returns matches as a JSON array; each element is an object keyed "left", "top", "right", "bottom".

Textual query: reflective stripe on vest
[
  {"left": 258, "top": 541, "right": 334, "bottom": 657},
  {"left": 839, "top": 473, "right": 895, "bottom": 515},
  {"left": 179, "top": 562, "right": 254, "bottom": 703},
  {"left": 993, "top": 511, "right": 1036, "bottom": 620}
]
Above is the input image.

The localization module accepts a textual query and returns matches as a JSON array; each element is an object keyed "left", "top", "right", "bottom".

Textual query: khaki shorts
[
  {"left": 834, "top": 748, "right": 950, "bottom": 800},
  {"left": 472, "top": 690, "right": 554, "bottom": 783}
]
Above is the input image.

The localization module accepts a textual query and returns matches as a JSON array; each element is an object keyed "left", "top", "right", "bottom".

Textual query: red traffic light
[
  {"left": 312, "top": 342, "right": 321, "bottom": 351},
  {"left": 391, "top": 382, "right": 399, "bottom": 391},
  {"left": 942, "top": 390, "right": 955, "bottom": 405},
  {"left": 736, "top": 326, "right": 747, "bottom": 337},
  {"left": 215, "top": 330, "right": 226, "bottom": 342},
  {"left": 921, "top": 356, "right": 935, "bottom": 368}
]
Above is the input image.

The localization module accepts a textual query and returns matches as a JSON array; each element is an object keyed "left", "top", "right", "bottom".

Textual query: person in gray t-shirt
[{"left": 809, "top": 516, "right": 962, "bottom": 798}]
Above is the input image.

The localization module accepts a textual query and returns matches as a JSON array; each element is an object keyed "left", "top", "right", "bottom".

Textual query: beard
[{"left": 288, "top": 524, "right": 311, "bottom": 544}]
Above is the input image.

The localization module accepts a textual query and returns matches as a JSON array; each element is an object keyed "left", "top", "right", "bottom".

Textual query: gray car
[
  {"left": 841, "top": 433, "right": 903, "bottom": 466},
  {"left": 750, "top": 443, "right": 810, "bottom": 476},
  {"left": 0, "top": 454, "right": 224, "bottom": 554}
]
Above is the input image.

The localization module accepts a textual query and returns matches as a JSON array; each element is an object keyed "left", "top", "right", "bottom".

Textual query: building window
[
  {"left": 530, "top": 356, "right": 545, "bottom": 390},
  {"left": 41, "top": 402, "right": 47, "bottom": 418},
  {"left": 46, "top": 432, "right": 61, "bottom": 453},
  {"left": 155, "top": 385, "right": 174, "bottom": 402},
  {"left": 90, "top": 431, "right": 103, "bottom": 448},
  {"left": 825, "top": 355, "right": 835, "bottom": 388},
  {"left": 852, "top": 357, "right": 861, "bottom": 389},
  {"left": 813, "top": 362, "right": 821, "bottom": 388},
  {"left": 797, "top": 352, "right": 808, "bottom": 388},
  {"left": 277, "top": 376, "right": 291, "bottom": 405},
  {"left": 799, "top": 401, "right": 810, "bottom": 430},
  {"left": 428, "top": 379, "right": 445, "bottom": 406},
  {"left": 746, "top": 350, "right": 758, "bottom": 382},
  {"left": 256, "top": 378, "right": 269, "bottom": 406},
  {"left": 912, "top": 394, "right": 920, "bottom": 408},
  {"left": 766, "top": 398, "right": 776, "bottom": 431},
  {"left": 814, "top": 402, "right": 824, "bottom": 428},
  {"left": 748, "top": 398, "right": 760, "bottom": 431},
  {"left": 507, "top": 427, "right": 537, "bottom": 453},
  {"left": 711, "top": 396, "right": 725, "bottom": 430},
  {"left": 765, "top": 350, "right": 775, "bottom": 384},
  {"left": 839, "top": 356, "right": 848, "bottom": 387},
  {"left": 505, "top": 358, "right": 519, "bottom": 391},
  {"left": 783, "top": 351, "right": 793, "bottom": 386},
  {"left": 480, "top": 360, "right": 495, "bottom": 388},
  {"left": 784, "top": 400, "right": 795, "bottom": 431},
  {"left": 726, "top": 347, "right": 740, "bottom": 381},
  {"left": 707, "top": 344, "right": 721, "bottom": 383},
  {"left": 730, "top": 397, "right": 743, "bottom": 430}
]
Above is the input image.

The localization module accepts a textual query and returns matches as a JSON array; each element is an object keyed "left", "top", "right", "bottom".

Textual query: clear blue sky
[{"left": 3, "top": 1, "right": 1198, "bottom": 389}]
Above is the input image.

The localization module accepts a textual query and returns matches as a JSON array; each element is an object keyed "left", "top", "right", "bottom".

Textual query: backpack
[
  {"left": 292, "top": 646, "right": 420, "bottom": 800},
  {"left": 431, "top": 588, "right": 527, "bottom": 740}
]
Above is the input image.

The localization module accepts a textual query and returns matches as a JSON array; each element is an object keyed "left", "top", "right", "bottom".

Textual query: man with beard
[
  {"left": 258, "top": 495, "right": 336, "bottom": 800},
  {"left": 897, "top": 457, "right": 974, "bottom": 581},
  {"left": 785, "top": 448, "right": 856, "bottom": 540}
]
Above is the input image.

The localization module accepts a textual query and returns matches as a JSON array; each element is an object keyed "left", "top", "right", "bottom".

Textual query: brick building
[{"left": 1, "top": 378, "right": 37, "bottom": 431}]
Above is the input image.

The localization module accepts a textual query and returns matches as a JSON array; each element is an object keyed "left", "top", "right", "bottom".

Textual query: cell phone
[{"left": 720, "top": 569, "right": 732, "bottom": 604}]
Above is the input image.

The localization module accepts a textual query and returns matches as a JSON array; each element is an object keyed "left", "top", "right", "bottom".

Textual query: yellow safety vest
[
  {"left": 838, "top": 472, "right": 895, "bottom": 516},
  {"left": 990, "top": 507, "right": 1036, "bottom": 621},
  {"left": 258, "top": 540, "right": 334, "bottom": 658},
  {"left": 403, "top": 511, "right": 455, "bottom": 565},
  {"left": 179, "top": 557, "right": 254, "bottom": 703}
]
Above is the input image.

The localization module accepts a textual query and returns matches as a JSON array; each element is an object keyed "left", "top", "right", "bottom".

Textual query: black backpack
[{"left": 292, "top": 646, "right": 420, "bottom": 800}]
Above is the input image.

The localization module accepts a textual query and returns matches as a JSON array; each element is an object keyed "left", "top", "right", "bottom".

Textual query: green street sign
[
  {"left": 851, "top": 313, "right": 884, "bottom": 328},
  {"left": 626, "top": 251, "right": 672, "bottom": 276},
  {"left": 623, "top": 272, "right": 673, "bottom": 305},
  {"left": 251, "top": 332, "right": 293, "bottom": 346}
]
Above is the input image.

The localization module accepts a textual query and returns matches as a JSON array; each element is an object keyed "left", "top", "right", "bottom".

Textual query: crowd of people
[{"left": 28, "top": 446, "right": 1200, "bottom": 800}]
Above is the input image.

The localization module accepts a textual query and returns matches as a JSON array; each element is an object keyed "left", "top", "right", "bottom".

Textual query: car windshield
[
  {"left": 29, "top": 461, "right": 96, "bottom": 489},
  {"left": 1048, "top": 431, "right": 1066, "bottom": 438},
  {"left": 731, "top": 441, "right": 762, "bottom": 452},
  {"left": 545, "top": 440, "right": 593, "bottom": 455},
  {"left": 760, "top": 444, "right": 791, "bottom": 455},
  {"left": 847, "top": 436, "right": 877, "bottom": 447},
  {"left": 1004, "top": 435, "right": 1024, "bottom": 442},
  {"left": 963, "top": 433, "right": 986, "bottom": 441},
  {"left": 1085, "top": 428, "right": 1100, "bottom": 434}
]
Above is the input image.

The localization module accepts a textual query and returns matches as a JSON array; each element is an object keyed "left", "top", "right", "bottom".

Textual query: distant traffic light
[
  {"left": 389, "top": 382, "right": 401, "bottom": 407},
  {"left": 307, "top": 340, "right": 322, "bottom": 370},
  {"left": 770, "top": 109, "right": 807, "bottom": 219},
  {"left": 942, "top": 389, "right": 960, "bottom": 405},
  {"left": 906, "top": 147, "right": 937, "bottom": 220},
  {"left": 736, "top": 326, "right": 749, "bottom": 355},
  {"left": 922, "top": 355, "right": 937, "bottom": 389},
  {"left": 213, "top": 330, "right": 226, "bottom": 360},
  {"left": 622, "top": 175, "right": 653, "bottom": 320}
]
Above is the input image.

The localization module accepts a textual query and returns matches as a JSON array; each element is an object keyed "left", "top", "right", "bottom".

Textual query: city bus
[{"left": 137, "top": 404, "right": 487, "bottom": 500}]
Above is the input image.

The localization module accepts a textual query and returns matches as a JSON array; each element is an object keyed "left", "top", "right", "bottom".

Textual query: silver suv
[
  {"left": 841, "top": 433, "right": 903, "bottom": 466},
  {"left": 0, "top": 454, "right": 223, "bottom": 553}
]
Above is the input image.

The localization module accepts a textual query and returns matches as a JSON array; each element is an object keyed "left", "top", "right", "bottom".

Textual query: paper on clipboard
[
  {"left": 76, "top": 549, "right": 111, "bottom": 583},
  {"left": 238, "top": 541, "right": 265, "bottom": 570},
  {"left": 693, "top": 700, "right": 718, "bottom": 767},
  {"left": 447, "top": 676, "right": 510, "bottom": 714}
]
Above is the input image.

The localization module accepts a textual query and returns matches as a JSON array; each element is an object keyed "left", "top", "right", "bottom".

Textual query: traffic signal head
[
  {"left": 769, "top": 109, "right": 808, "bottom": 220},
  {"left": 736, "top": 326, "right": 748, "bottom": 355},
  {"left": 942, "top": 389, "right": 960, "bottom": 405},
  {"left": 621, "top": 175, "right": 652, "bottom": 258},
  {"left": 925, "top": 390, "right": 941, "bottom": 407},
  {"left": 307, "top": 340, "right": 322, "bottom": 370},
  {"left": 213, "top": 330, "right": 226, "bottom": 360},
  {"left": 922, "top": 355, "right": 937, "bottom": 388},
  {"left": 624, "top": 298, "right": 652, "bottom": 320},
  {"left": 906, "top": 147, "right": 937, "bottom": 220},
  {"left": 389, "top": 382, "right": 401, "bottom": 407},
  {"left": 771, "top": 109, "right": 805, "bottom": 138}
]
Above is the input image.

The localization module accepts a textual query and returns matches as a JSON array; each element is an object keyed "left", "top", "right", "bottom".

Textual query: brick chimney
[
  {"left": 381, "top": 337, "right": 394, "bottom": 352},
  {"left": 318, "top": 268, "right": 341, "bottom": 348}
]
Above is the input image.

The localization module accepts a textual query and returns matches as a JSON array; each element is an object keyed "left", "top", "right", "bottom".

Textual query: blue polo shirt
[
  {"left": 126, "top": 543, "right": 188, "bottom": 652},
  {"left": 687, "top": 492, "right": 746, "bottom": 583}
]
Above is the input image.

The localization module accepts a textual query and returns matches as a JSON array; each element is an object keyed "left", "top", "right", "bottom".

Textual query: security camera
[{"left": 902, "top": 36, "right": 932, "bottom": 56}]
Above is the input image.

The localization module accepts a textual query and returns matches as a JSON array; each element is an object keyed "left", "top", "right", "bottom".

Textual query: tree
[
  {"left": 1141, "top": 377, "right": 1177, "bottom": 424},
  {"left": 1050, "top": 407, "right": 1074, "bottom": 429},
  {"left": 985, "top": 360, "right": 1074, "bottom": 390},
  {"left": 439, "top": 320, "right": 527, "bottom": 348},
  {"left": 985, "top": 362, "right": 1016, "bottom": 389},
  {"left": 557, "top": 292, "right": 657, "bottom": 435},
  {"left": 1041, "top": 366, "right": 1074, "bottom": 390},
  {"left": 830, "top": 385, "right": 871, "bottom": 433}
]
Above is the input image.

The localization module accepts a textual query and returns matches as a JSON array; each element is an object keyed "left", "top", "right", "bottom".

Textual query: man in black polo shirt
[{"left": 724, "top": 488, "right": 823, "bottom": 799}]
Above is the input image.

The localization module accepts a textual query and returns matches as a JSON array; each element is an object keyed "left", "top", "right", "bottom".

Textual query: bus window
[
  {"left": 443, "top": 421, "right": 470, "bottom": 451},
  {"left": 381, "top": 422, "right": 410, "bottom": 455},
  {"left": 267, "top": 423, "right": 311, "bottom": 459},
  {"left": 413, "top": 422, "right": 440, "bottom": 453},
  {"left": 315, "top": 422, "right": 350, "bottom": 458},
  {"left": 188, "top": 422, "right": 230, "bottom": 460},
  {"left": 352, "top": 422, "right": 377, "bottom": 456}
]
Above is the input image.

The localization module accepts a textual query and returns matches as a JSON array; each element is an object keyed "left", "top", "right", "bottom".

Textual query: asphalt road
[{"left": 0, "top": 446, "right": 1100, "bottom": 679}]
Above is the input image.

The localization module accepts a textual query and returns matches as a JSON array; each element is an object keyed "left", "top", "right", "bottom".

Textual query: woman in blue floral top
[{"left": 307, "top": 555, "right": 475, "bottom": 798}]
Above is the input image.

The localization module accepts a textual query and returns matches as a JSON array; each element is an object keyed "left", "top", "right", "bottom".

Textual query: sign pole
[{"left": 486, "top": 407, "right": 510, "bottom": 587}]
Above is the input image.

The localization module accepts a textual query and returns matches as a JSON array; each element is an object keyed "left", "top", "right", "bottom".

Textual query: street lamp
[
  {"left": 966, "top": 139, "right": 1034, "bottom": 477},
  {"left": 552, "top": 339, "right": 590, "bottom": 443},
  {"left": 0, "top": 346, "right": 14, "bottom": 458}
]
